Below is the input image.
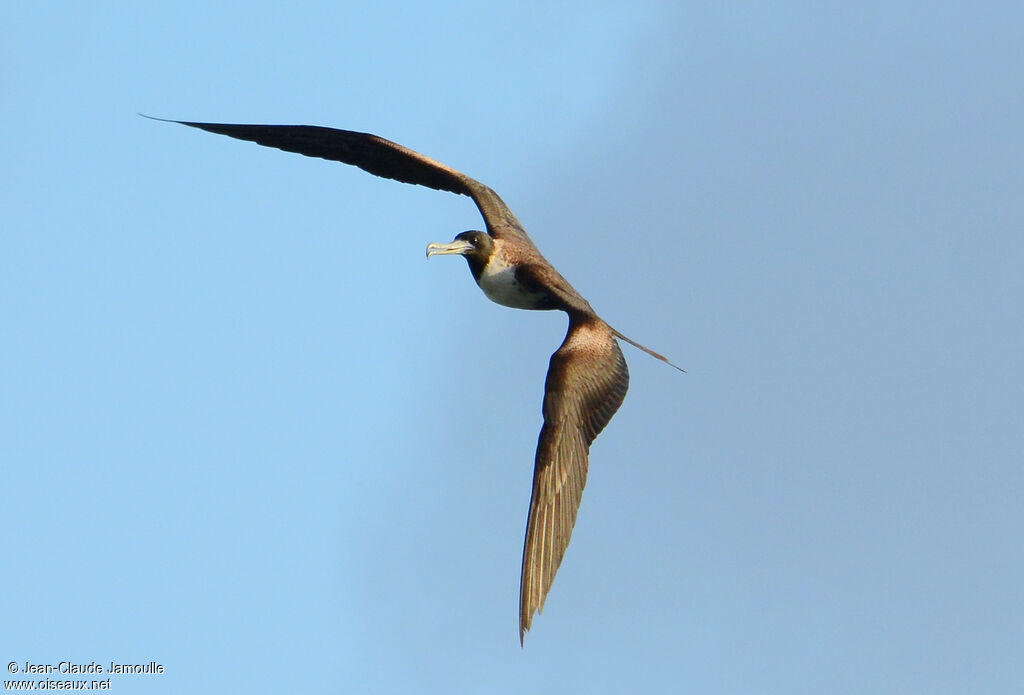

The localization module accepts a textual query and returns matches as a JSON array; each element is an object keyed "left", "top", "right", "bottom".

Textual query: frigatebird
[{"left": 149, "top": 116, "right": 682, "bottom": 644}]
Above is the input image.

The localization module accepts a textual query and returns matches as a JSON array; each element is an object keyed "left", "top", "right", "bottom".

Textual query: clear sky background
[{"left": 3, "top": 2, "right": 1022, "bottom": 693}]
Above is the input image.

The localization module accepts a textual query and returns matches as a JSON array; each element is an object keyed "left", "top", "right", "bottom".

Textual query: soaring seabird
[{"left": 150, "top": 117, "right": 682, "bottom": 644}]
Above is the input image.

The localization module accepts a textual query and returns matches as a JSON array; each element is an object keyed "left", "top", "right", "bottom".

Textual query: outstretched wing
[
  {"left": 147, "top": 116, "right": 531, "bottom": 242},
  {"left": 519, "top": 315, "right": 629, "bottom": 644}
]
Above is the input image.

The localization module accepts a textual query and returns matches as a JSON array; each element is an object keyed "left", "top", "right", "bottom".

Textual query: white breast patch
[{"left": 478, "top": 252, "right": 547, "bottom": 309}]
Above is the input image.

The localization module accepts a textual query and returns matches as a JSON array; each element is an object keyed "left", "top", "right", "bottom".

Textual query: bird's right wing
[
  {"left": 519, "top": 316, "right": 629, "bottom": 644},
  {"left": 147, "top": 117, "right": 532, "bottom": 243}
]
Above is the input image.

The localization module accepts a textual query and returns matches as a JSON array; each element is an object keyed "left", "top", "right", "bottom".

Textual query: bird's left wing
[
  {"left": 146, "top": 117, "right": 532, "bottom": 243},
  {"left": 519, "top": 315, "right": 629, "bottom": 644}
]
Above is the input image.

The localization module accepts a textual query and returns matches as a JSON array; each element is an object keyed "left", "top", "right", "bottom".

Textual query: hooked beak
[{"left": 426, "top": 240, "right": 474, "bottom": 258}]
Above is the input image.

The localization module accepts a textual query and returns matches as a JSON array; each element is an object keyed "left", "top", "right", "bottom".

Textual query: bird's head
[{"left": 425, "top": 230, "right": 494, "bottom": 277}]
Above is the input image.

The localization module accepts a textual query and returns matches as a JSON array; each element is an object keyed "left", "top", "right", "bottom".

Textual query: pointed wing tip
[
  {"left": 140, "top": 114, "right": 213, "bottom": 133},
  {"left": 139, "top": 115, "right": 231, "bottom": 133},
  {"left": 138, "top": 113, "right": 180, "bottom": 125},
  {"left": 520, "top": 598, "right": 542, "bottom": 646}
]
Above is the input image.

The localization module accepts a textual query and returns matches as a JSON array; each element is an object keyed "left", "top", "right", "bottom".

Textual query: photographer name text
[{"left": 15, "top": 662, "right": 163, "bottom": 676}]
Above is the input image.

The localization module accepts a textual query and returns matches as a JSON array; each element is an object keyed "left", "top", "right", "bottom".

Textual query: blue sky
[{"left": 3, "top": 2, "right": 1022, "bottom": 693}]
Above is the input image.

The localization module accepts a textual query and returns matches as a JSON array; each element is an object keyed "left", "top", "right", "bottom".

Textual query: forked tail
[{"left": 610, "top": 327, "right": 686, "bottom": 373}]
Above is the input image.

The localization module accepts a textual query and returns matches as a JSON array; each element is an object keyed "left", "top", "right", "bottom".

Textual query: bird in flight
[{"left": 148, "top": 116, "right": 682, "bottom": 644}]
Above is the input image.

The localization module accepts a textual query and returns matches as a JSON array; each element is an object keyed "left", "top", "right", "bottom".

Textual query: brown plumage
[
  {"left": 148, "top": 116, "right": 681, "bottom": 644},
  {"left": 521, "top": 314, "right": 629, "bottom": 642}
]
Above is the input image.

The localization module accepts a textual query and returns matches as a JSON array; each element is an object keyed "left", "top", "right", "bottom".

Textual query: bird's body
[
  {"left": 150, "top": 116, "right": 680, "bottom": 644},
  {"left": 474, "top": 239, "right": 556, "bottom": 310},
  {"left": 450, "top": 235, "right": 579, "bottom": 312}
]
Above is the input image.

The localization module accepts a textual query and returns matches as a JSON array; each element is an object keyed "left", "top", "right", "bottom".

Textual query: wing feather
[
  {"left": 149, "top": 117, "right": 531, "bottom": 242},
  {"left": 519, "top": 316, "right": 629, "bottom": 644}
]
